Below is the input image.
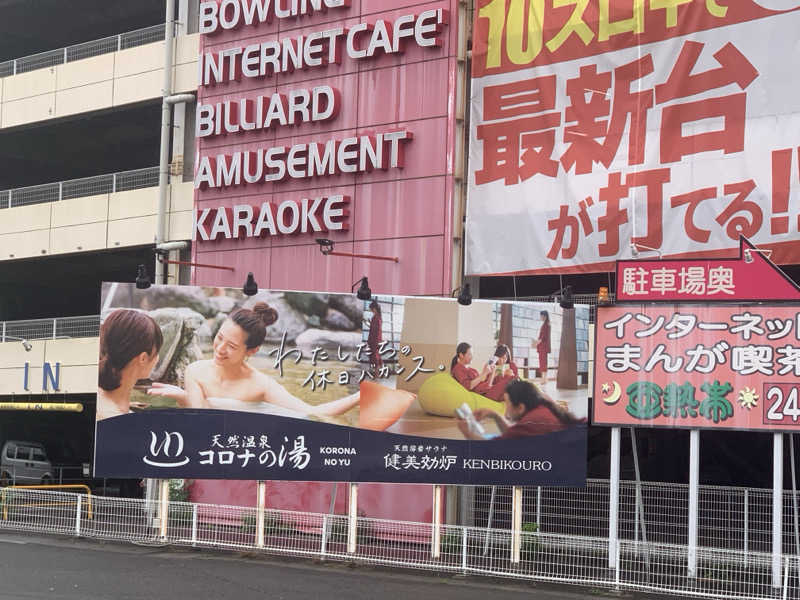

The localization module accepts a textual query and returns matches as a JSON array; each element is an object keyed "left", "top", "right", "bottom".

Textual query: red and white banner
[{"left": 466, "top": 1, "right": 800, "bottom": 276}]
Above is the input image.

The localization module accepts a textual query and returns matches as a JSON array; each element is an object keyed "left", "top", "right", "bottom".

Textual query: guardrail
[
  {"left": 0, "top": 166, "right": 159, "bottom": 210},
  {"left": 0, "top": 24, "right": 166, "bottom": 79},
  {"left": 0, "top": 315, "right": 100, "bottom": 342},
  {"left": 0, "top": 486, "right": 796, "bottom": 599},
  {"left": 2, "top": 485, "right": 93, "bottom": 520}
]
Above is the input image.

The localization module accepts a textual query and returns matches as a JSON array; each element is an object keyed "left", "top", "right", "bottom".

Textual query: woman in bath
[
  {"left": 148, "top": 302, "right": 359, "bottom": 417},
  {"left": 96, "top": 309, "right": 163, "bottom": 420}
]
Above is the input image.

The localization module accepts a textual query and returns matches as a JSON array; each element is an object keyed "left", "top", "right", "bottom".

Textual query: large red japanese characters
[
  {"left": 466, "top": 0, "right": 800, "bottom": 276},
  {"left": 594, "top": 304, "right": 800, "bottom": 431}
]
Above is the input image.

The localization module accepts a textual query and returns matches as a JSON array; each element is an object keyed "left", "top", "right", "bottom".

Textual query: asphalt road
[{"left": 0, "top": 532, "right": 628, "bottom": 600}]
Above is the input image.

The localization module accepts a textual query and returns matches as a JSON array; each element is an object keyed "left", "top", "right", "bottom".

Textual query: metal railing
[
  {"left": 491, "top": 292, "right": 614, "bottom": 324},
  {"left": 0, "top": 485, "right": 797, "bottom": 599},
  {"left": 0, "top": 316, "right": 100, "bottom": 342},
  {"left": 0, "top": 24, "right": 166, "bottom": 78},
  {"left": 471, "top": 480, "right": 800, "bottom": 557},
  {"left": 0, "top": 166, "right": 159, "bottom": 210}
]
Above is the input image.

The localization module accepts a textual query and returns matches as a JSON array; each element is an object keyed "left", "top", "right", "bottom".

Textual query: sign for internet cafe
[
  {"left": 192, "top": 0, "right": 448, "bottom": 243},
  {"left": 594, "top": 239, "right": 800, "bottom": 432}
]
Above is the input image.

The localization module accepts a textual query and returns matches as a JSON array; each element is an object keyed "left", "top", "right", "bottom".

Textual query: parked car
[{"left": 0, "top": 441, "right": 53, "bottom": 485}]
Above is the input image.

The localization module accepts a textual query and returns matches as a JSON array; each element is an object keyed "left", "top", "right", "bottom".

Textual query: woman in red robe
[
  {"left": 458, "top": 379, "right": 585, "bottom": 440},
  {"left": 480, "top": 344, "right": 519, "bottom": 401},
  {"left": 451, "top": 343, "right": 518, "bottom": 401},
  {"left": 534, "top": 310, "right": 550, "bottom": 384},
  {"left": 366, "top": 300, "right": 383, "bottom": 373},
  {"left": 450, "top": 342, "right": 492, "bottom": 393}
]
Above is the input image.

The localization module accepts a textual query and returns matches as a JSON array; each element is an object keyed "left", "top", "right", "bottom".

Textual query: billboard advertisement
[
  {"left": 594, "top": 303, "right": 800, "bottom": 431},
  {"left": 94, "top": 283, "right": 588, "bottom": 485},
  {"left": 466, "top": 1, "right": 800, "bottom": 276},
  {"left": 193, "top": 0, "right": 463, "bottom": 296}
]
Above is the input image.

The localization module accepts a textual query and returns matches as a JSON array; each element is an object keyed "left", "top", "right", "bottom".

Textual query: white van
[{"left": 0, "top": 441, "right": 53, "bottom": 485}]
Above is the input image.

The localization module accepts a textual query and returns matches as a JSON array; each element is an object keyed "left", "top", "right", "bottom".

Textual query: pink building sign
[
  {"left": 191, "top": 0, "right": 461, "bottom": 520},
  {"left": 192, "top": 0, "right": 461, "bottom": 296}
]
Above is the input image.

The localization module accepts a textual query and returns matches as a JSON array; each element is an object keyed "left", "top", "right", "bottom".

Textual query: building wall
[
  {"left": 0, "top": 35, "right": 198, "bottom": 129},
  {"left": 0, "top": 338, "right": 98, "bottom": 395},
  {"left": 192, "top": 1, "right": 462, "bottom": 297},
  {"left": 0, "top": 182, "right": 193, "bottom": 262}
]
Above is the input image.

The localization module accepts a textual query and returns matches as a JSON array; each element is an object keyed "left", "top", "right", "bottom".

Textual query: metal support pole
[
  {"left": 511, "top": 486, "right": 522, "bottom": 564},
  {"left": 536, "top": 486, "right": 541, "bottom": 532},
  {"left": 155, "top": 0, "right": 176, "bottom": 284},
  {"left": 483, "top": 485, "right": 496, "bottom": 556},
  {"left": 783, "top": 556, "right": 789, "bottom": 600},
  {"left": 347, "top": 483, "right": 358, "bottom": 554},
  {"left": 117, "top": 34, "right": 122, "bottom": 52},
  {"left": 774, "top": 433, "right": 784, "bottom": 588},
  {"left": 688, "top": 429, "right": 700, "bottom": 577},
  {"left": 630, "top": 429, "right": 648, "bottom": 569},
  {"left": 744, "top": 489, "right": 749, "bottom": 563},
  {"left": 609, "top": 427, "right": 621, "bottom": 569},
  {"left": 159, "top": 479, "right": 170, "bottom": 540},
  {"left": 461, "top": 526, "right": 468, "bottom": 575},
  {"left": 191, "top": 503, "right": 198, "bottom": 547},
  {"left": 432, "top": 485, "right": 442, "bottom": 559},
  {"left": 75, "top": 495, "right": 82, "bottom": 536},
  {"left": 58, "top": 182, "right": 63, "bottom": 202},
  {"left": 52, "top": 319, "right": 57, "bottom": 340},
  {"left": 321, "top": 514, "right": 328, "bottom": 559},
  {"left": 328, "top": 482, "right": 338, "bottom": 515},
  {"left": 790, "top": 435, "right": 800, "bottom": 564},
  {"left": 256, "top": 480, "right": 266, "bottom": 548}
]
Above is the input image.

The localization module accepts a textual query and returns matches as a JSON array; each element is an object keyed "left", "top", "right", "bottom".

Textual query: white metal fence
[
  {"left": 0, "top": 166, "right": 159, "bottom": 210},
  {"left": 0, "top": 315, "right": 100, "bottom": 342},
  {"left": 471, "top": 480, "right": 800, "bottom": 556},
  {"left": 0, "top": 24, "right": 166, "bottom": 78},
  {"left": 0, "top": 484, "right": 798, "bottom": 599}
]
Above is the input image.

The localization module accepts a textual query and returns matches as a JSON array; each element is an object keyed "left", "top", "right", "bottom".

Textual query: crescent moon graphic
[{"left": 603, "top": 381, "right": 622, "bottom": 405}]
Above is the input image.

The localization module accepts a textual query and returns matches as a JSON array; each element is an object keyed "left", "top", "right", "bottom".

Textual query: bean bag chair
[
  {"left": 417, "top": 372, "right": 505, "bottom": 418},
  {"left": 358, "top": 380, "right": 416, "bottom": 431}
]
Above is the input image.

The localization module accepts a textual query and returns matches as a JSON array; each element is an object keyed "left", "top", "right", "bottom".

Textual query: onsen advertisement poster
[{"left": 93, "top": 283, "right": 588, "bottom": 485}]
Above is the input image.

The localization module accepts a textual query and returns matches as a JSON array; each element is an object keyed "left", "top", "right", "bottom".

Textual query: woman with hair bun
[
  {"left": 149, "top": 302, "right": 360, "bottom": 417},
  {"left": 97, "top": 309, "right": 163, "bottom": 420}
]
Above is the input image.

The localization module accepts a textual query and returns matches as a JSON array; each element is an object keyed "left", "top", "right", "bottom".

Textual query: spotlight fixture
[
  {"left": 243, "top": 272, "right": 259, "bottom": 296},
  {"left": 352, "top": 277, "right": 372, "bottom": 301},
  {"left": 597, "top": 286, "right": 612, "bottom": 306},
  {"left": 743, "top": 248, "right": 772, "bottom": 264},
  {"left": 316, "top": 238, "right": 399, "bottom": 263},
  {"left": 630, "top": 242, "right": 662, "bottom": 259},
  {"left": 551, "top": 286, "right": 573, "bottom": 309},
  {"left": 452, "top": 283, "right": 472, "bottom": 306},
  {"left": 135, "top": 264, "right": 151, "bottom": 289},
  {"left": 3, "top": 335, "right": 33, "bottom": 352},
  {"left": 316, "top": 238, "right": 334, "bottom": 255}
]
